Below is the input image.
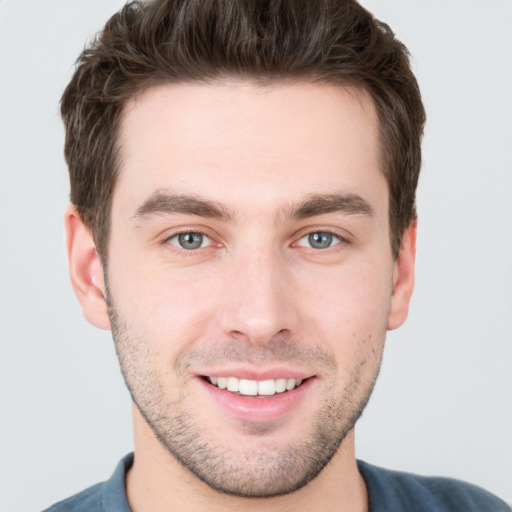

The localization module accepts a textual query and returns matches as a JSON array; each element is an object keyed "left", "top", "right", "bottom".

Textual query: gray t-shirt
[{"left": 43, "top": 453, "right": 510, "bottom": 512}]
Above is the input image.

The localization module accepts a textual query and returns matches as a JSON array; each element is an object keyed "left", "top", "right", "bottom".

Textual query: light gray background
[{"left": 1, "top": 1, "right": 511, "bottom": 510}]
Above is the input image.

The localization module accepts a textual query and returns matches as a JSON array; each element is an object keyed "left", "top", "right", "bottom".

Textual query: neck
[{"left": 126, "top": 405, "right": 368, "bottom": 512}]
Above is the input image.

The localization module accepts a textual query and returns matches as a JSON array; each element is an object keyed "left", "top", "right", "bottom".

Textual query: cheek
[
  {"left": 108, "top": 244, "right": 394, "bottom": 363},
  {"left": 302, "top": 256, "right": 392, "bottom": 311},
  {"left": 297, "top": 263, "right": 392, "bottom": 350},
  {"left": 109, "top": 262, "right": 219, "bottom": 346}
]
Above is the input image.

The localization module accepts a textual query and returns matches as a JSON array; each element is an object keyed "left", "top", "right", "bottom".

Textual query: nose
[{"left": 218, "top": 246, "right": 301, "bottom": 346}]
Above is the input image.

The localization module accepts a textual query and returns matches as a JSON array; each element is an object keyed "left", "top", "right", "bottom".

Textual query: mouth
[
  {"left": 203, "top": 376, "right": 305, "bottom": 396},
  {"left": 198, "top": 373, "right": 315, "bottom": 423}
]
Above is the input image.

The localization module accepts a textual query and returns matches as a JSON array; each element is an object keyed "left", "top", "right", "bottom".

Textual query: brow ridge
[
  {"left": 283, "top": 193, "right": 374, "bottom": 220},
  {"left": 133, "top": 190, "right": 233, "bottom": 221},
  {"left": 133, "top": 190, "right": 373, "bottom": 224}
]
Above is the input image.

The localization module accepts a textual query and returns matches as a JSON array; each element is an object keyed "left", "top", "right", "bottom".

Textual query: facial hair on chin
[{"left": 106, "top": 284, "right": 384, "bottom": 498}]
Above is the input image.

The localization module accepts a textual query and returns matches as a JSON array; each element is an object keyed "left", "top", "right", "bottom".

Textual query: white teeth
[
  {"left": 239, "top": 379, "right": 258, "bottom": 395},
  {"left": 258, "top": 379, "right": 276, "bottom": 396},
  {"left": 227, "top": 377, "right": 239, "bottom": 392},
  {"left": 275, "top": 379, "right": 287, "bottom": 393},
  {"left": 207, "top": 376, "right": 304, "bottom": 396}
]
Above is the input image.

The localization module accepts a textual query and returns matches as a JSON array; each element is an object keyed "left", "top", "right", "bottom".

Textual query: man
[{"left": 45, "top": 0, "right": 510, "bottom": 510}]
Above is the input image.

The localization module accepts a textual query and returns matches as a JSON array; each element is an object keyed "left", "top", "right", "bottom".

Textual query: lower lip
[{"left": 197, "top": 377, "right": 314, "bottom": 424}]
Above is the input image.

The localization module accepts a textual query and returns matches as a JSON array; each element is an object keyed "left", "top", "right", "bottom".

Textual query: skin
[{"left": 66, "top": 81, "right": 416, "bottom": 512}]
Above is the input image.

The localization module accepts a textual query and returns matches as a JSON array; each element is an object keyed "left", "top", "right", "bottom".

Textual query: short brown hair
[{"left": 61, "top": 0, "right": 425, "bottom": 258}]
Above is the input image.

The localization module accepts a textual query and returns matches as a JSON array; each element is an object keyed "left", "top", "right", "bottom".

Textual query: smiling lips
[
  {"left": 200, "top": 373, "right": 313, "bottom": 423},
  {"left": 207, "top": 376, "right": 304, "bottom": 396}
]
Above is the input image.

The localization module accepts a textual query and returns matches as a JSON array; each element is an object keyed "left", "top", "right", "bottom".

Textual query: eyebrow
[
  {"left": 133, "top": 191, "right": 234, "bottom": 221},
  {"left": 133, "top": 190, "right": 373, "bottom": 223},
  {"left": 283, "top": 193, "right": 374, "bottom": 220}
]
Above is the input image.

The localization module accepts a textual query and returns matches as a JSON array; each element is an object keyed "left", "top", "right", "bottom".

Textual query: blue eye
[
  {"left": 168, "top": 232, "right": 211, "bottom": 250},
  {"left": 298, "top": 232, "right": 341, "bottom": 249}
]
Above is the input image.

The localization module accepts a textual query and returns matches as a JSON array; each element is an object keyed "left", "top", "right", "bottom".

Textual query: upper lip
[{"left": 195, "top": 366, "right": 315, "bottom": 381}]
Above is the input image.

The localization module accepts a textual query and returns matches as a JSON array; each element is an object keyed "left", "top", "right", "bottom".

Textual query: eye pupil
[
  {"left": 308, "top": 232, "right": 333, "bottom": 249},
  {"left": 178, "top": 233, "right": 203, "bottom": 249}
]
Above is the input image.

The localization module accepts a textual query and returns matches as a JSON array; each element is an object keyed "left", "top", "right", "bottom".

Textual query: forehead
[{"left": 115, "top": 81, "right": 384, "bottom": 217}]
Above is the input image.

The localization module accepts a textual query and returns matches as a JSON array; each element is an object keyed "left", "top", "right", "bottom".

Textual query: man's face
[{"left": 97, "top": 82, "right": 412, "bottom": 497}]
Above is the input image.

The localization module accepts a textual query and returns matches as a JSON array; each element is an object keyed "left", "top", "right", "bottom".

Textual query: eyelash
[
  {"left": 163, "top": 228, "right": 350, "bottom": 254},
  {"left": 295, "top": 230, "right": 347, "bottom": 251},
  {"left": 164, "top": 230, "right": 215, "bottom": 251}
]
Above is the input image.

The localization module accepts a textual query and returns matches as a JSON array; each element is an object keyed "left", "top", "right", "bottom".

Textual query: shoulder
[
  {"left": 357, "top": 460, "right": 511, "bottom": 512},
  {"left": 41, "top": 454, "right": 133, "bottom": 512},
  {"left": 41, "top": 482, "right": 104, "bottom": 512}
]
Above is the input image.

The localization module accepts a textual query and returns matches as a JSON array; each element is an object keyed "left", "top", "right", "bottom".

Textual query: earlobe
[
  {"left": 64, "top": 205, "right": 111, "bottom": 330},
  {"left": 387, "top": 220, "right": 417, "bottom": 331}
]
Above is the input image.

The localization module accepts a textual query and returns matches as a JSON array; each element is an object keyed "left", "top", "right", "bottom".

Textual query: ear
[
  {"left": 64, "top": 205, "right": 111, "bottom": 330},
  {"left": 387, "top": 220, "right": 417, "bottom": 331}
]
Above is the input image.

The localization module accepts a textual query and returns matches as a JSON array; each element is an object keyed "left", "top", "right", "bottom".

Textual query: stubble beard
[{"left": 107, "top": 294, "right": 384, "bottom": 498}]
